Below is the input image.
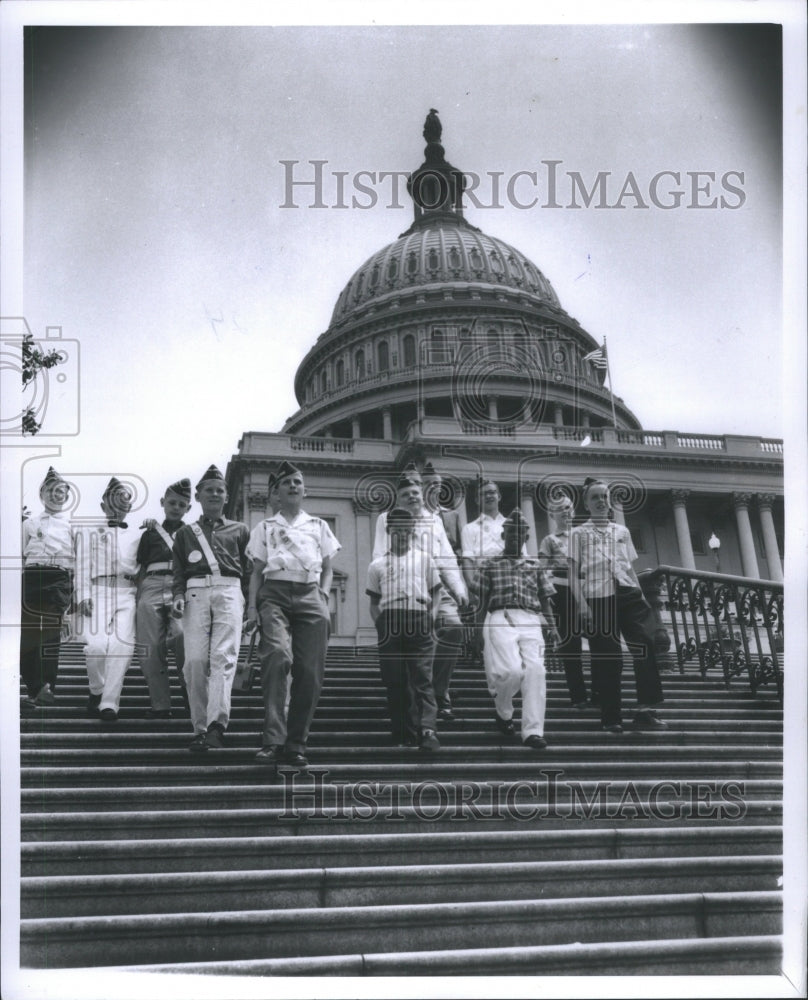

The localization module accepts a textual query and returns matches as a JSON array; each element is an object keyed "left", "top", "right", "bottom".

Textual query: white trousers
[
  {"left": 82, "top": 583, "right": 137, "bottom": 712},
  {"left": 182, "top": 582, "right": 244, "bottom": 735},
  {"left": 483, "top": 609, "right": 547, "bottom": 739}
]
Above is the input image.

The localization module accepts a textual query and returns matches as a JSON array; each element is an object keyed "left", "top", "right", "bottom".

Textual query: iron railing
[{"left": 639, "top": 566, "right": 783, "bottom": 703}]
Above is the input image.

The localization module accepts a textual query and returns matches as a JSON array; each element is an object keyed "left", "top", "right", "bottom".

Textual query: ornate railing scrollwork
[{"left": 638, "top": 566, "right": 783, "bottom": 704}]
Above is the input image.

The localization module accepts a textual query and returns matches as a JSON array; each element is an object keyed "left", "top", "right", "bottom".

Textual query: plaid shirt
[{"left": 478, "top": 555, "right": 555, "bottom": 615}]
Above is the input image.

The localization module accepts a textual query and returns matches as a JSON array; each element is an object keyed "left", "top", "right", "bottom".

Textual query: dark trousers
[
  {"left": 552, "top": 584, "right": 588, "bottom": 704},
  {"left": 376, "top": 610, "right": 437, "bottom": 740},
  {"left": 586, "top": 586, "right": 664, "bottom": 727},
  {"left": 20, "top": 567, "right": 73, "bottom": 698},
  {"left": 257, "top": 580, "right": 330, "bottom": 752}
]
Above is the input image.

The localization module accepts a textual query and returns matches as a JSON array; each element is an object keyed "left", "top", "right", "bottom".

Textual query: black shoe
[
  {"left": 437, "top": 707, "right": 456, "bottom": 722},
  {"left": 494, "top": 713, "right": 515, "bottom": 736},
  {"left": 283, "top": 748, "right": 309, "bottom": 768},
  {"left": 21, "top": 697, "right": 38, "bottom": 715},
  {"left": 632, "top": 710, "right": 668, "bottom": 730},
  {"left": 99, "top": 708, "right": 118, "bottom": 724},
  {"left": 255, "top": 744, "right": 284, "bottom": 763},
  {"left": 571, "top": 700, "right": 589, "bottom": 711},
  {"left": 523, "top": 735, "right": 548, "bottom": 750},
  {"left": 205, "top": 723, "right": 225, "bottom": 748},
  {"left": 419, "top": 729, "right": 440, "bottom": 752},
  {"left": 144, "top": 708, "right": 173, "bottom": 719},
  {"left": 86, "top": 693, "right": 102, "bottom": 717},
  {"left": 188, "top": 732, "right": 209, "bottom": 753},
  {"left": 602, "top": 723, "right": 623, "bottom": 734},
  {"left": 34, "top": 683, "right": 56, "bottom": 706}
]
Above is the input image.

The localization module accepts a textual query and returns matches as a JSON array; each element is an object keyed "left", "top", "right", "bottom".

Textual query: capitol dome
[
  {"left": 283, "top": 112, "right": 641, "bottom": 439},
  {"left": 329, "top": 217, "right": 561, "bottom": 330}
]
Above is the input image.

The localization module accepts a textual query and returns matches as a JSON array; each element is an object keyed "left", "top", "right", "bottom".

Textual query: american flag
[{"left": 582, "top": 343, "right": 608, "bottom": 370}]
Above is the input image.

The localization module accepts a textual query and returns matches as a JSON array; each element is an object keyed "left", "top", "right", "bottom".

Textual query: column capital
[
  {"left": 351, "top": 499, "right": 373, "bottom": 516},
  {"left": 670, "top": 489, "right": 691, "bottom": 506},
  {"left": 519, "top": 481, "right": 536, "bottom": 500},
  {"left": 755, "top": 492, "right": 778, "bottom": 510},
  {"left": 733, "top": 491, "right": 754, "bottom": 509},
  {"left": 247, "top": 491, "right": 267, "bottom": 511}
]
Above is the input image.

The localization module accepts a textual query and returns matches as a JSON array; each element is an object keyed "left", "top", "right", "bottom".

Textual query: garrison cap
[
  {"left": 196, "top": 465, "right": 225, "bottom": 488},
  {"left": 41, "top": 466, "right": 67, "bottom": 490},
  {"left": 274, "top": 460, "right": 303, "bottom": 484},
  {"left": 386, "top": 507, "right": 415, "bottom": 529},
  {"left": 165, "top": 478, "right": 192, "bottom": 501},
  {"left": 503, "top": 508, "right": 528, "bottom": 529}
]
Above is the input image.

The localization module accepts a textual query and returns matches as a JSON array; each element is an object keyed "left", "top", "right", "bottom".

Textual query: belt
[
  {"left": 144, "top": 569, "right": 173, "bottom": 577},
  {"left": 263, "top": 571, "right": 317, "bottom": 585},
  {"left": 26, "top": 562, "right": 73, "bottom": 572},
  {"left": 146, "top": 561, "right": 172, "bottom": 573},
  {"left": 186, "top": 575, "right": 242, "bottom": 588},
  {"left": 382, "top": 598, "right": 428, "bottom": 609},
  {"left": 488, "top": 605, "right": 540, "bottom": 614},
  {"left": 93, "top": 574, "right": 137, "bottom": 585}
]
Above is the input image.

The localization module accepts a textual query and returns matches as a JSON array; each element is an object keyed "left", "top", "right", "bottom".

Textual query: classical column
[
  {"left": 352, "top": 502, "right": 375, "bottom": 635},
  {"left": 382, "top": 407, "right": 392, "bottom": 440},
  {"left": 611, "top": 497, "right": 625, "bottom": 526},
  {"left": 487, "top": 396, "right": 498, "bottom": 423},
  {"left": 351, "top": 416, "right": 360, "bottom": 440},
  {"left": 756, "top": 493, "right": 783, "bottom": 582},
  {"left": 553, "top": 404, "right": 564, "bottom": 427},
  {"left": 733, "top": 492, "right": 760, "bottom": 579},
  {"left": 671, "top": 489, "right": 696, "bottom": 570},
  {"left": 519, "top": 484, "right": 539, "bottom": 556}
]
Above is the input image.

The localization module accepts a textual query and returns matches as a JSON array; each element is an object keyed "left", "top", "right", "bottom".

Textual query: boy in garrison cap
[
  {"left": 247, "top": 461, "right": 341, "bottom": 768},
  {"left": 20, "top": 466, "right": 76, "bottom": 711},
  {"left": 373, "top": 464, "right": 469, "bottom": 723},
  {"left": 477, "top": 509, "right": 560, "bottom": 750},
  {"left": 135, "top": 478, "right": 192, "bottom": 718},
  {"left": 172, "top": 465, "right": 252, "bottom": 752},
  {"left": 76, "top": 477, "right": 141, "bottom": 723},
  {"left": 367, "top": 506, "right": 442, "bottom": 750}
]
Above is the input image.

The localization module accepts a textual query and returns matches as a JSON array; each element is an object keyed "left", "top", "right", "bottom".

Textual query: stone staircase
[{"left": 19, "top": 644, "right": 783, "bottom": 976}]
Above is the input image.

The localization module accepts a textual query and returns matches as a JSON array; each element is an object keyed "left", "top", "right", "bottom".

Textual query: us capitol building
[{"left": 225, "top": 113, "right": 784, "bottom": 646}]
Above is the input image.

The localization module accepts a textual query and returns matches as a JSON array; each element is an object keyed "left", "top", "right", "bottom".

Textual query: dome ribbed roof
[{"left": 329, "top": 217, "right": 561, "bottom": 328}]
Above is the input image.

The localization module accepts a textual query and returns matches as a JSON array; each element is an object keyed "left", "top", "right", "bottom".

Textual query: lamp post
[{"left": 708, "top": 532, "right": 721, "bottom": 573}]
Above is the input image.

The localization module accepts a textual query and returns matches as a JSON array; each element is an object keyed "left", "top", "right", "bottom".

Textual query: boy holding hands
[
  {"left": 477, "top": 509, "right": 560, "bottom": 750},
  {"left": 367, "top": 506, "right": 443, "bottom": 751}
]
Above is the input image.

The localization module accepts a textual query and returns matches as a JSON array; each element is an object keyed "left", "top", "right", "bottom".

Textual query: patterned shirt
[
  {"left": 366, "top": 548, "right": 441, "bottom": 612},
  {"left": 568, "top": 520, "right": 640, "bottom": 598},
  {"left": 22, "top": 511, "right": 75, "bottom": 570},
  {"left": 248, "top": 510, "right": 341, "bottom": 583},
  {"left": 172, "top": 516, "right": 252, "bottom": 597},
  {"left": 478, "top": 555, "right": 555, "bottom": 616}
]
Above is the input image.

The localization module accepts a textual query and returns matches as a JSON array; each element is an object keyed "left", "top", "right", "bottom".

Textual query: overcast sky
[{"left": 5, "top": 9, "right": 797, "bottom": 517}]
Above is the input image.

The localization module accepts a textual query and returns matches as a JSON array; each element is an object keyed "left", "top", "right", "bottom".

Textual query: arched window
[
  {"left": 377, "top": 340, "right": 389, "bottom": 372},
  {"left": 487, "top": 328, "right": 499, "bottom": 354},
  {"left": 336, "top": 358, "right": 345, "bottom": 386},
  {"left": 320, "top": 370, "right": 328, "bottom": 395},
  {"left": 403, "top": 334, "right": 416, "bottom": 368},
  {"left": 355, "top": 349, "right": 365, "bottom": 378}
]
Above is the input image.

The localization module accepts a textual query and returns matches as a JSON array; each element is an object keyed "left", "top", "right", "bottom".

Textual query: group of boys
[
  {"left": 21, "top": 460, "right": 665, "bottom": 760},
  {"left": 19, "top": 461, "right": 338, "bottom": 768}
]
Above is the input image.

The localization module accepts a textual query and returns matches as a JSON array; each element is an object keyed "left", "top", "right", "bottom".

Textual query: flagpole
[{"left": 604, "top": 337, "right": 618, "bottom": 429}]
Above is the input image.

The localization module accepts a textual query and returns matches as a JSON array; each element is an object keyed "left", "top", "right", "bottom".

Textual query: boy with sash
[
  {"left": 172, "top": 465, "right": 252, "bottom": 752},
  {"left": 477, "top": 509, "right": 560, "bottom": 750},
  {"left": 76, "top": 477, "right": 141, "bottom": 723},
  {"left": 136, "top": 478, "right": 192, "bottom": 718},
  {"left": 20, "top": 466, "right": 76, "bottom": 711},
  {"left": 248, "top": 461, "right": 340, "bottom": 768}
]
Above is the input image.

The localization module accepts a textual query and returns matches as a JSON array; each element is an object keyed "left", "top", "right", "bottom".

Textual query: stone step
[
  {"left": 19, "top": 889, "right": 783, "bottom": 968},
  {"left": 21, "top": 854, "right": 782, "bottom": 919},
  {"left": 119, "top": 934, "right": 783, "bottom": 977},
  {"left": 19, "top": 759, "right": 783, "bottom": 790},
  {"left": 21, "top": 824, "right": 782, "bottom": 876}
]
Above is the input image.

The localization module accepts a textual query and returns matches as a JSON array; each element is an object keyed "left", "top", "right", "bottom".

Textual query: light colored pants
[
  {"left": 182, "top": 579, "right": 244, "bottom": 735},
  {"left": 83, "top": 582, "right": 137, "bottom": 712},
  {"left": 136, "top": 574, "right": 184, "bottom": 711},
  {"left": 483, "top": 608, "right": 547, "bottom": 739}
]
